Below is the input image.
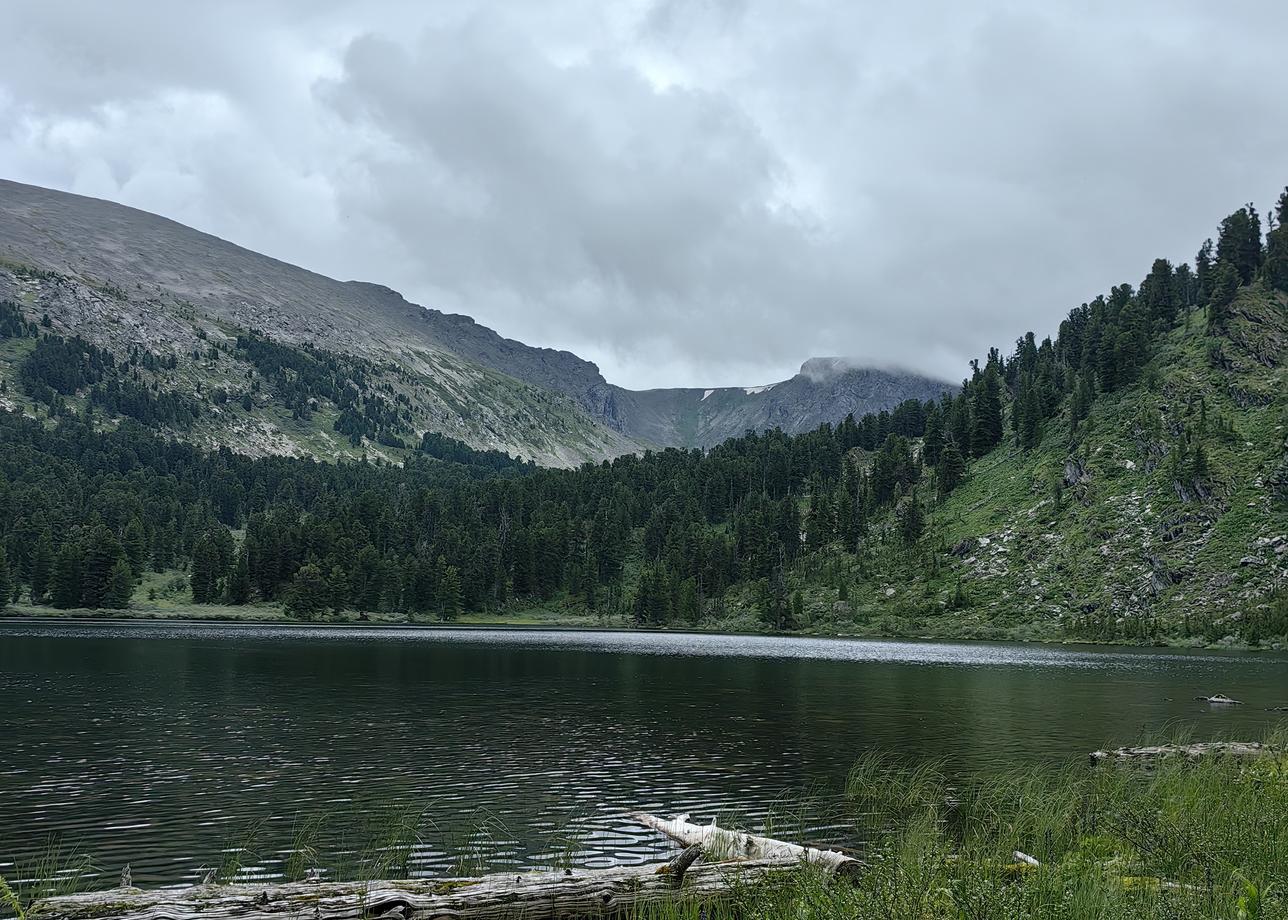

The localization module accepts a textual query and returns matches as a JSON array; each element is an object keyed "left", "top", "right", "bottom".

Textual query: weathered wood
[
  {"left": 1089, "top": 741, "right": 1268, "bottom": 766},
  {"left": 632, "top": 812, "right": 863, "bottom": 880},
  {"left": 1194, "top": 694, "right": 1242, "bottom": 705},
  {"left": 29, "top": 860, "right": 790, "bottom": 920}
]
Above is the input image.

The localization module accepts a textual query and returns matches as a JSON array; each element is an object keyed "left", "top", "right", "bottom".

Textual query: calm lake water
[{"left": 1, "top": 621, "right": 1286, "bottom": 887}]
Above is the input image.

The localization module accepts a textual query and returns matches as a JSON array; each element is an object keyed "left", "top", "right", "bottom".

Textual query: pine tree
[
  {"left": 1140, "top": 257, "right": 1178, "bottom": 328},
  {"left": 1216, "top": 205, "right": 1263, "bottom": 285},
  {"left": 51, "top": 542, "right": 83, "bottom": 609},
  {"left": 937, "top": 441, "right": 966, "bottom": 499},
  {"left": 227, "top": 549, "right": 251, "bottom": 605},
  {"left": 30, "top": 531, "right": 53, "bottom": 604},
  {"left": 677, "top": 577, "right": 700, "bottom": 623},
  {"left": 283, "top": 563, "right": 328, "bottom": 620},
  {"left": 352, "top": 546, "right": 382, "bottom": 613},
  {"left": 123, "top": 518, "right": 148, "bottom": 578},
  {"left": 0, "top": 547, "right": 10, "bottom": 610},
  {"left": 970, "top": 367, "right": 1003, "bottom": 457},
  {"left": 898, "top": 495, "right": 925, "bottom": 545},
  {"left": 1207, "top": 260, "right": 1240, "bottom": 333},
  {"left": 806, "top": 491, "right": 834, "bottom": 548},
  {"left": 81, "top": 525, "right": 125, "bottom": 609},
  {"left": 1265, "top": 186, "right": 1288, "bottom": 293},
  {"left": 438, "top": 560, "right": 461, "bottom": 622},
  {"left": 190, "top": 534, "right": 220, "bottom": 604},
  {"left": 1195, "top": 239, "right": 1214, "bottom": 303},
  {"left": 328, "top": 564, "right": 350, "bottom": 613},
  {"left": 104, "top": 558, "right": 135, "bottom": 609},
  {"left": 922, "top": 406, "right": 945, "bottom": 467},
  {"left": 1018, "top": 378, "right": 1042, "bottom": 450}
]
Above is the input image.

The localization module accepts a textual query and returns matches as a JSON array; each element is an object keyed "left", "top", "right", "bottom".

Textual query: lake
[{"left": 1, "top": 621, "right": 1285, "bottom": 888}]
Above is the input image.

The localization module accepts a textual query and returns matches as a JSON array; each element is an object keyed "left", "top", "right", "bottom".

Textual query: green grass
[
  {"left": 12, "top": 740, "right": 1286, "bottom": 919},
  {"left": 759, "top": 290, "right": 1288, "bottom": 648}
]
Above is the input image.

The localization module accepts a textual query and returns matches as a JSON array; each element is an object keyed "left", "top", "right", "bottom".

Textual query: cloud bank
[{"left": 2, "top": 0, "right": 1286, "bottom": 388}]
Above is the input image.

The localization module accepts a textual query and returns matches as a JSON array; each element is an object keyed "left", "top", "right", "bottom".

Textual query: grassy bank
[
  {"left": 7, "top": 741, "right": 1287, "bottom": 920},
  {"left": 4, "top": 595, "right": 1284, "bottom": 651}
]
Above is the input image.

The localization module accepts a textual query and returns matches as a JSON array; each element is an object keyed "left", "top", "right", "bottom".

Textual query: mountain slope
[
  {"left": 0, "top": 178, "right": 641, "bottom": 466},
  {"left": 773, "top": 285, "right": 1288, "bottom": 643},
  {"left": 0, "top": 179, "right": 948, "bottom": 462}
]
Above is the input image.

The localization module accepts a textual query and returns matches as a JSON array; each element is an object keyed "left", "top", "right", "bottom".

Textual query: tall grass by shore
[{"left": 5, "top": 738, "right": 1286, "bottom": 919}]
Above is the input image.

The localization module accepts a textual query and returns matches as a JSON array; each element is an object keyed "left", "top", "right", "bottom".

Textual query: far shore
[{"left": 1, "top": 603, "right": 1282, "bottom": 653}]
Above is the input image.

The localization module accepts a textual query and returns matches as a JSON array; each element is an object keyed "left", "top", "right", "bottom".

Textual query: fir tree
[
  {"left": 227, "top": 549, "right": 251, "bottom": 605},
  {"left": 81, "top": 525, "right": 125, "bottom": 609},
  {"left": 190, "top": 534, "right": 221, "bottom": 604},
  {"left": 1265, "top": 186, "right": 1288, "bottom": 293},
  {"left": 1195, "top": 239, "right": 1214, "bottom": 303},
  {"left": 328, "top": 564, "right": 350, "bottom": 613},
  {"left": 970, "top": 366, "right": 1004, "bottom": 457},
  {"left": 0, "top": 547, "right": 10, "bottom": 610},
  {"left": 104, "top": 558, "right": 135, "bottom": 609},
  {"left": 30, "top": 531, "right": 53, "bottom": 604},
  {"left": 922, "top": 406, "right": 945, "bottom": 467},
  {"left": 123, "top": 518, "right": 148, "bottom": 578},
  {"left": 1215, "top": 205, "right": 1263, "bottom": 285},
  {"left": 1207, "top": 260, "right": 1240, "bottom": 333},
  {"left": 51, "top": 542, "right": 83, "bottom": 609},
  {"left": 352, "top": 546, "right": 382, "bottom": 613},
  {"left": 677, "top": 577, "right": 700, "bottom": 623},
  {"left": 937, "top": 441, "right": 966, "bottom": 499},
  {"left": 283, "top": 563, "right": 328, "bottom": 620},
  {"left": 1017, "top": 378, "right": 1042, "bottom": 450},
  {"left": 898, "top": 495, "right": 925, "bottom": 545},
  {"left": 438, "top": 560, "right": 461, "bottom": 622}
]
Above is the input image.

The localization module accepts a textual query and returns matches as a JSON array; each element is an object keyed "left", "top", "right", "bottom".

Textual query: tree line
[{"left": 0, "top": 188, "right": 1284, "bottom": 627}]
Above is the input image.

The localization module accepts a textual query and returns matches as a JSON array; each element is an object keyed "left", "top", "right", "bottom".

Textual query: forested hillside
[{"left": 0, "top": 190, "right": 1285, "bottom": 644}]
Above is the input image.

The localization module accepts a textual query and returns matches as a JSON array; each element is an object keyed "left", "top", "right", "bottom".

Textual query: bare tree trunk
[
  {"left": 30, "top": 860, "right": 789, "bottom": 920},
  {"left": 30, "top": 814, "right": 859, "bottom": 920},
  {"left": 1089, "top": 741, "right": 1268, "bottom": 766},
  {"left": 632, "top": 812, "right": 863, "bottom": 880}
]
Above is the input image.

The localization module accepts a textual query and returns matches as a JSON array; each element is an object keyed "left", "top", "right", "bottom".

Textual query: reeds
[{"left": 8, "top": 732, "right": 1286, "bottom": 919}]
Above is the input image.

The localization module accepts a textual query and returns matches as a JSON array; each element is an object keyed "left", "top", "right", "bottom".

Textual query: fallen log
[
  {"left": 31, "top": 815, "right": 849, "bottom": 920},
  {"left": 1089, "top": 742, "right": 1268, "bottom": 766},
  {"left": 28, "top": 859, "right": 789, "bottom": 920},
  {"left": 632, "top": 812, "right": 863, "bottom": 880}
]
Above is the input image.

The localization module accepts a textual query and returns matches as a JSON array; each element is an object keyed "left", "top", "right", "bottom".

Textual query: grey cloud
[{"left": 0, "top": 0, "right": 1286, "bottom": 389}]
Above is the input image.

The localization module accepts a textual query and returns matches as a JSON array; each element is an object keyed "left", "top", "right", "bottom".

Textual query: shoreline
[{"left": 1, "top": 608, "right": 1282, "bottom": 655}]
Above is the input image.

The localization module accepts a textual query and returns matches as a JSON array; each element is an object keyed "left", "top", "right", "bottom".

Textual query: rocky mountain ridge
[{"left": 0, "top": 179, "right": 950, "bottom": 462}]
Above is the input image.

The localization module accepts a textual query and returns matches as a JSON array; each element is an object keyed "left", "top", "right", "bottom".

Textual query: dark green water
[{"left": 1, "top": 621, "right": 1285, "bottom": 886}]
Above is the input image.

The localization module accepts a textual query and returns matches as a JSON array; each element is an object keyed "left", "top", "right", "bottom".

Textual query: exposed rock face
[
  {"left": 0, "top": 179, "right": 951, "bottom": 459},
  {"left": 602, "top": 362, "right": 951, "bottom": 448}
]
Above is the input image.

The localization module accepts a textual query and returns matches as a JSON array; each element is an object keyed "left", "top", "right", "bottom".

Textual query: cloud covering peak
[{"left": 1, "top": 0, "right": 1285, "bottom": 388}]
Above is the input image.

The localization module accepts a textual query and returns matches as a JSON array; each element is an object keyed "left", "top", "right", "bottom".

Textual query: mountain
[
  {"left": 0, "top": 179, "right": 949, "bottom": 464},
  {"left": 0, "top": 183, "right": 1283, "bottom": 646}
]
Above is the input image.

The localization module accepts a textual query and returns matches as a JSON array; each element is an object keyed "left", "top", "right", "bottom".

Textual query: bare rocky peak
[{"left": 0, "top": 178, "right": 953, "bottom": 455}]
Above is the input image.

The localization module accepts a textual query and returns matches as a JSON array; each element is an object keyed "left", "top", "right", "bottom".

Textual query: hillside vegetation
[{"left": 0, "top": 189, "right": 1284, "bottom": 646}]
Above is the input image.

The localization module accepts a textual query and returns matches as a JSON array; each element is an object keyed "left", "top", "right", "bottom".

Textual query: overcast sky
[{"left": 2, "top": 1, "right": 1286, "bottom": 389}]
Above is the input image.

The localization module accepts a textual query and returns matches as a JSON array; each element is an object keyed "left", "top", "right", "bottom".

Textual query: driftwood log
[
  {"left": 1089, "top": 741, "right": 1269, "bottom": 766},
  {"left": 632, "top": 812, "right": 863, "bottom": 880},
  {"left": 30, "top": 813, "right": 847, "bottom": 920}
]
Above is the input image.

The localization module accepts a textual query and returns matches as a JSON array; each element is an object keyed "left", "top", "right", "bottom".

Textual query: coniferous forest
[{"left": 0, "top": 191, "right": 1286, "bottom": 640}]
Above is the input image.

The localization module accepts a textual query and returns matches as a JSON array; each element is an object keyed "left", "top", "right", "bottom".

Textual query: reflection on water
[{"left": 1, "top": 621, "right": 1285, "bottom": 886}]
